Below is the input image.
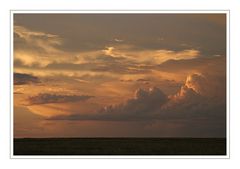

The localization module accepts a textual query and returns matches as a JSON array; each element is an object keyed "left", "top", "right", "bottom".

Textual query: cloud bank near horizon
[{"left": 49, "top": 73, "right": 225, "bottom": 124}]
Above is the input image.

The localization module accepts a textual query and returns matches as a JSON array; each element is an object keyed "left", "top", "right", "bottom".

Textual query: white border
[{"left": 10, "top": 10, "right": 230, "bottom": 159}]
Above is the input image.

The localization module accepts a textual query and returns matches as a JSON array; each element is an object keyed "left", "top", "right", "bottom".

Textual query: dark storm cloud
[
  {"left": 14, "top": 14, "right": 226, "bottom": 56},
  {"left": 49, "top": 73, "right": 226, "bottom": 135},
  {"left": 14, "top": 72, "right": 40, "bottom": 85},
  {"left": 49, "top": 87, "right": 168, "bottom": 121},
  {"left": 27, "top": 93, "right": 94, "bottom": 105}
]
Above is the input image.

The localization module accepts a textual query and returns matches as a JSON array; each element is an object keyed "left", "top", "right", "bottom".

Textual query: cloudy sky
[{"left": 14, "top": 13, "right": 226, "bottom": 138}]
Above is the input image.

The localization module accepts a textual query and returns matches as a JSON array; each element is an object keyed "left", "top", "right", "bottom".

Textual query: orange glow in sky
[{"left": 14, "top": 14, "right": 226, "bottom": 138}]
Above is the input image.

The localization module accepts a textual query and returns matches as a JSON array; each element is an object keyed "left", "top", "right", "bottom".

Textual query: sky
[{"left": 14, "top": 13, "right": 226, "bottom": 138}]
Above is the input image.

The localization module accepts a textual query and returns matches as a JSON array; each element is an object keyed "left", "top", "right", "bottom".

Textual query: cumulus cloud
[
  {"left": 14, "top": 72, "right": 40, "bottom": 85},
  {"left": 108, "top": 87, "right": 168, "bottom": 119},
  {"left": 184, "top": 73, "right": 226, "bottom": 99},
  {"left": 27, "top": 93, "right": 94, "bottom": 105},
  {"left": 185, "top": 73, "right": 206, "bottom": 94},
  {"left": 159, "top": 73, "right": 226, "bottom": 125},
  {"left": 49, "top": 73, "right": 225, "bottom": 125},
  {"left": 49, "top": 87, "right": 168, "bottom": 121}
]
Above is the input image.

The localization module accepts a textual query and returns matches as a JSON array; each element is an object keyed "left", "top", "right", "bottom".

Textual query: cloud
[
  {"left": 27, "top": 93, "right": 94, "bottom": 105},
  {"left": 156, "top": 55, "right": 226, "bottom": 74},
  {"left": 114, "top": 38, "right": 124, "bottom": 42},
  {"left": 14, "top": 72, "right": 40, "bottom": 85},
  {"left": 159, "top": 73, "right": 226, "bottom": 125},
  {"left": 136, "top": 78, "right": 150, "bottom": 84},
  {"left": 14, "top": 92, "right": 24, "bottom": 95},
  {"left": 14, "top": 25, "right": 73, "bottom": 67},
  {"left": 49, "top": 87, "right": 168, "bottom": 121},
  {"left": 49, "top": 73, "right": 225, "bottom": 126},
  {"left": 102, "top": 45, "right": 200, "bottom": 64},
  {"left": 23, "top": 45, "right": 202, "bottom": 76},
  {"left": 181, "top": 73, "right": 226, "bottom": 99},
  {"left": 44, "top": 60, "right": 150, "bottom": 75},
  {"left": 14, "top": 25, "right": 203, "bottom": 76},
  {"left": 136, "top": 78, "right": 150, "bottom": 82},
  {"left": 15, "top": 14, "right": 226, "bottom": 57},
  {"left": 14, "top": 14, "right": 226, "bottom": 138},
  {"left": 120, "top": 79, "right": 133, "bottom": 82},
  {"left": 77, "top": 74, "right": 117, "bottom": 83},
  {"left": 14, "top": 25, "right": 61, "bottom": 45},
  {"left": 108, "top": 87, "right": 168, "bottom": 119},
  {"left": 183, "top": 73, "right": 225, "bottom": 98}
]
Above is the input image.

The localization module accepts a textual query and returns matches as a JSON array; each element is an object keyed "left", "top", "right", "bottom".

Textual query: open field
[{"left": 14, "top": 138, "right": 226, "bottom": 155}]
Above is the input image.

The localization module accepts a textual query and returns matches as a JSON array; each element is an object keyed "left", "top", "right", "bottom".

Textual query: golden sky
[{"left": 14, "top": 14, "right": 226, "bottom": 138}]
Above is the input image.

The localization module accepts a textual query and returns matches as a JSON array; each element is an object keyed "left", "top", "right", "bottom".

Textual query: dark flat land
[{"left": 14, "top": 138, "right": 226, "bottom": 155}]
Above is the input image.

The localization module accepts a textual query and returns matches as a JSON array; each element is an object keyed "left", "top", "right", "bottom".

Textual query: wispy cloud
[
  {"left": 103, "top": 45, "right": 200, "bottom": 64},
  {"left": 27, "top": 93, "right": 94, "bottom": 105},
  {"left": 14, "top": 25, "right": 70, "bottom": 67}
]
